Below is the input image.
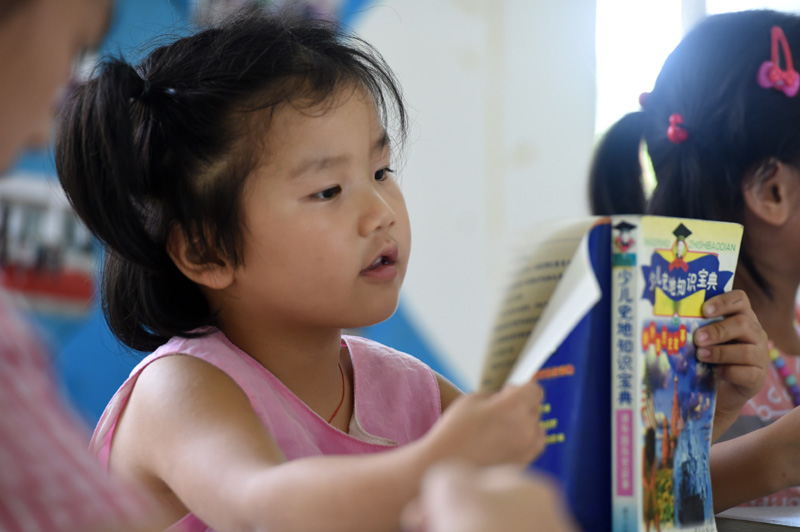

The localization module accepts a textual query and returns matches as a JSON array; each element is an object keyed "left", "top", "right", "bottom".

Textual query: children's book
[{"left": 478, "top": 215, "right": 743, "bottom": 532}]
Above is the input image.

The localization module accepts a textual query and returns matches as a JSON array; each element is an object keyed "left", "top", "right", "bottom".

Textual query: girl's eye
[
  {"left": 311, "top": 185, "right": 341, "bottom": 200},
  {"left": 374, "top": 168, "right": 395, "bottom": 181}
]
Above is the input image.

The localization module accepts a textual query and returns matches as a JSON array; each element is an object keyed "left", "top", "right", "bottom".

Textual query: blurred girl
[{"left": 589, "top": 9, "right": 800, "bottom": 509}]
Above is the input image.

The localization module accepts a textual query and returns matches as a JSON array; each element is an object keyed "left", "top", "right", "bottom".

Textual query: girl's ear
[
  {"left": 742, "top": 160, "right": 799, "bottom": 227},
  {"left": 166, "top": 225, "right": 235, "bottom": 290}
]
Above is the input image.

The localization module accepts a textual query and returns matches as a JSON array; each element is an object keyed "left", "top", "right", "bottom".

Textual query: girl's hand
[
  {"left": 422, "top": 380, "right": 546, "bottom": 467},
  {"left": 402, "top": 461, "right": 577, "bottom": 532},
  {"left": 694, "top": 289, "right": 768, "bottom": 441}
]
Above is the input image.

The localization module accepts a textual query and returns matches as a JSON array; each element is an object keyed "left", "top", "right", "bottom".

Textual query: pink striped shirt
[{"left": 0, "top": 289, "right": 145, "bottom": 531}]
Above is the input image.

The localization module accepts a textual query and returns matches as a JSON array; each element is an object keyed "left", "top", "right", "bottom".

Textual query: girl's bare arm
[{"left": 112, "top": 354, "right": 544, "bottom": 532}]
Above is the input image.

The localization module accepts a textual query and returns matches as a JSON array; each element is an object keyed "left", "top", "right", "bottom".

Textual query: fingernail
[
  {"left": 695, "top": 331, "right": 708, "bottom": 343},
  {"left": 697, "top": 348, "right": 711, "bottom": 360},
  {"left": 703, "top": 304, "right": 715, "bottom": 317}
]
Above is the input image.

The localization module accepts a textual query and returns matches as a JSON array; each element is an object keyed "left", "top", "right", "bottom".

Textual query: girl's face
[
  {"left": 0, "top": 0, "right": 110, "bottom": 171},
  {"left": 219, "top": 88, "right": 411, "bottom": 333}
]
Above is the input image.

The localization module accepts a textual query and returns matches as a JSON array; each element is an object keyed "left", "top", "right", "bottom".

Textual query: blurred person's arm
[{"left": 402, "top": 461, "right": 578, "bottom": 532}]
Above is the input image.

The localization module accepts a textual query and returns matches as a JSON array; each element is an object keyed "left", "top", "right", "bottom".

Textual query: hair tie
[
  {"left": 134, "top": 77, "right": 178, "bottom": 101},
  {"left": 666, "top": 113, "right": 688, "bottom": 144},
  {"left": 758, "top": 26, "right": 799, "bottom": 97},
  {"left": 141, "top": 78, "right": 152, "bottom": 99}
]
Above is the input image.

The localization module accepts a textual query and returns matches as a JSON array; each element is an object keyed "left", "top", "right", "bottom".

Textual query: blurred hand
[{"left": 402, "top": 461, "right": 577, "bottom": 532}]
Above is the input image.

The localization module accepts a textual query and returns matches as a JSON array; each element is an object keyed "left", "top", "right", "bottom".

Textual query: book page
[
  {"left": 478, "top": 217, "right": 599, "bottom": 392},
  {"left": 716, "top": 506, "right": 800, "bottom": 530},
  {"left": 504, "top": 222, "right": 605, "bottom": 386}
]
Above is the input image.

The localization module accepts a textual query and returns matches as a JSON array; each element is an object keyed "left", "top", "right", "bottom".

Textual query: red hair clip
[
  {"left": 758, "top": 26, "right": 799, "bottom": 97},
  {"left": 667, "top": 113, "right": 688, "bottom": 144}
]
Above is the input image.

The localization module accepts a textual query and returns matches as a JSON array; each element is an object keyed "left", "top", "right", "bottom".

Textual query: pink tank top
[{"left": 90, "top": 329, "right": 442, "bottom": 531}]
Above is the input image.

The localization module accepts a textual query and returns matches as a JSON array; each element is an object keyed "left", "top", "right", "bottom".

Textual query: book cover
[
  {"left": 610, "top": 215, "right": 743, "bottom": 532},
  {"left": 479, "top": 215, "right": 742, "bottom": 532}
]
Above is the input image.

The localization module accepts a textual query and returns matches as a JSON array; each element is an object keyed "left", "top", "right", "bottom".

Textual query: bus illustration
[{"left": 0, "top": 174, "right": 95, "bottom": 316}]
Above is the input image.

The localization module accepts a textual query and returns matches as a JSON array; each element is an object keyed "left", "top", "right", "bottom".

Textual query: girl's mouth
[
  {"left": 361, "top": 246, "right": 399, "bottom": 279},
  {"left": 365, "top": 256, "right": 395, "bottom": 270}
]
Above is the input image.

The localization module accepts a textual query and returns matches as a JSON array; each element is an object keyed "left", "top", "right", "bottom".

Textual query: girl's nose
[{"left": 358, "top": 187, "right": 396, "bottom": 236}]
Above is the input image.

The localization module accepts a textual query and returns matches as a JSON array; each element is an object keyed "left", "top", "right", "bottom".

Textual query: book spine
[{"left": 611, "top": 216, "right": 641, "bottom": 532}]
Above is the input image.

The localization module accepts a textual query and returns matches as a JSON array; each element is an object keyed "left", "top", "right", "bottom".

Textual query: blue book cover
[{"left": 529, "top": 221, "right": 612, "bottom": 532}]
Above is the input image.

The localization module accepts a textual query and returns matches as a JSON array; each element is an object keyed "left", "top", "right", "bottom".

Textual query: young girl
[
  {"left": 56, "top": 7, "right": 764, "bottom": 532},
  {"left": 56, "top": 9, "right": 547, "bottom": 532},
  {"left": 589, "top": 8, "right": 800, "bottom": 509}
]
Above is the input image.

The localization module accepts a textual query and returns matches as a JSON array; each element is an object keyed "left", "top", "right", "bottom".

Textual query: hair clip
[
  {"left": 667, "top": 113, "right": 688, "bottom": 144},
  {"left": 758, "top": 26, "right": 799, "bottom": 97}
]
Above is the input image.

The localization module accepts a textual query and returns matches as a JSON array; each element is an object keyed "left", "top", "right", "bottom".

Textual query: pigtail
[
  {"left": 57, "top": 59, "right": 212, "bottom": 351},
  {"left": 646, "top": 141, "right": 712, "bottom": 220},
  {"left": 56, "top": 59, "right": 163, "bottom": 269},
  {"left": 588, "top": 111, "right": 647, "bottom": 215}
]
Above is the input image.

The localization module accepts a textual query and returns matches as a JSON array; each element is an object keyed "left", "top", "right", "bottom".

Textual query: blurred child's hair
[
  {"left": 56, "top": 7, "right": 408, "bottom": 352},
  {"left": 589, "top": 10, "right": 800, "bottom": 297}
]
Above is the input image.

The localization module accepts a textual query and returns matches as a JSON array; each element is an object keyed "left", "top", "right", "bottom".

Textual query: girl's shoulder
[
  {"left": 129, "top": 328, "right": 252, "bottom": 376},
  {"left": 343, "top": 334, "right": 443, "bottom": 430},
  {"left": 91, "top": 329, "right": 246, "bottom": 458},
  {"left": 342, "top": 334, "right": 433, "bottom": 371}
]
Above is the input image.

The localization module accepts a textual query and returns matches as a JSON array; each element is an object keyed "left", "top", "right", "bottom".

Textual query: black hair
[
  {"left": 588, "top": 10, "right": 800, "bottom": 297},
  {"left": 56, "top": 7, "right": 408, "bottom": 352}
]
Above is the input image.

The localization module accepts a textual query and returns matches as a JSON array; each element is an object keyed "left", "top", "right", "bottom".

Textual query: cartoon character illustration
[
  {"left": 669, "top": 223, "right": 691, "bottom": 272},
  {"left": 614, "top": 220, "right": 636, "bottom": 254}
]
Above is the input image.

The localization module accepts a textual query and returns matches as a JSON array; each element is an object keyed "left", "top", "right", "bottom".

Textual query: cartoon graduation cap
[
  {"left": 669, "top": 223, "right": 692, "bottom": 271},
  {"left": 613, "top": 220, "right": 636, "bottom": 253}
]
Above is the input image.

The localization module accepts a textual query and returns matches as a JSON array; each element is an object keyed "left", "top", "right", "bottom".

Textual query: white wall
[{"left": 357, "top": 1, "right": 597, "bottom": 387}]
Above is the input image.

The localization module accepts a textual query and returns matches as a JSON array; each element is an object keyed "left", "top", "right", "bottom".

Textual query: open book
[{"left": 478, "top": 215, "right": 744, "bottom": 532}]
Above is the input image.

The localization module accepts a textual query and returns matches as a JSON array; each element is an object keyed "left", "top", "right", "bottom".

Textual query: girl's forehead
[
  {"left": 287, "top": 84, "right": 379, "bottom": 120},
  {"left": 248, "top": 88, "right": 387, "bottom": 176},
  {"left": 268, "top": 87, "right": 383, "bottom": 140}
]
